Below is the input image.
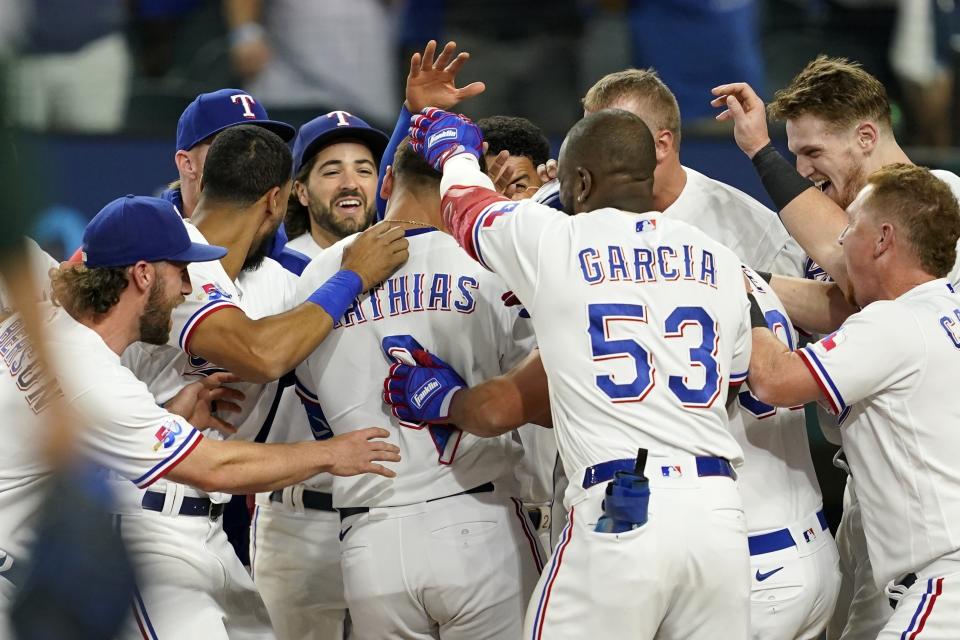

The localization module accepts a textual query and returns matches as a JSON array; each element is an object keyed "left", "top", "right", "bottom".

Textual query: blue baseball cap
[
  {"left": 292, "top": 111, "right": 389, "bottom": 176},
  {"left": 82, "top": 195, "right": 228, "bottom": 268},
  {"left": 176, "top": 88, "right": 296, "bottom": 151}
]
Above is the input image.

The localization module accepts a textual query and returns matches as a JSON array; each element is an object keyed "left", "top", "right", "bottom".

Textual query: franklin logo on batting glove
[{"left": 412, "top": 378, "right": 442, "bottom": 409}]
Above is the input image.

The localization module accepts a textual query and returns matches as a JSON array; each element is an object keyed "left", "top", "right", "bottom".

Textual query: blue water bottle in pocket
[{"left": 595, "top": 448, "right": 651, "bottom": 534}]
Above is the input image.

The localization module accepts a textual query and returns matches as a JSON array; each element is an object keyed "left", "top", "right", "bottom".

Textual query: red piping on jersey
[
  {"left": 181, "top": 303, "right": 237, "bottom": 355},
  {"left": 441, "top": 185, "right": 510, "bottom": 264},
  {"left": 141, "top": 434, "right": 202, "bottom": 488},
  {"left": 796, "top": 350, "right": 841, "bottom": 414}
]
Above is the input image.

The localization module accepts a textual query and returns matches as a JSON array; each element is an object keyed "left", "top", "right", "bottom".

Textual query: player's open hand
[
  {"left": 710, "top": 82, "right": 771, "bottom": 159},
  {"left": 165, "top": 372, "right": 246, "bottom": 436},
  {"left": 383, "top": 349, "right": 467, "bottom": 424},
  {"left": 341, "top": 221, "right": 409, "bottom": 291},
  {"left": 323, "top": 427, "right": 401, "bottom": 478},
  {"left": 406, "top": 40, "right": 485, "bottom": 113}
]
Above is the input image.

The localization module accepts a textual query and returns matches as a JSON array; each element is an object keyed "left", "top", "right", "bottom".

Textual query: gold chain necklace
[{"left": 389, "top": 219, "right": 435, "bottom": 228}]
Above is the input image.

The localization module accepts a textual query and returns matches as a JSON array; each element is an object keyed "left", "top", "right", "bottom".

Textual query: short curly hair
[
  {"left": 478, "top": 116, "right": 550, "bottom": 167},
  {"left": 768, "top": 56, "right": 892, "bottom": 131}
]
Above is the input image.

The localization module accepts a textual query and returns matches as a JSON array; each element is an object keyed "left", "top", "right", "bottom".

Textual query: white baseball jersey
[
  {"left": 0, "top": 238, "right": 58, "bottom": 314},
  {"left": 734, "top": 266, "right": 822, "bottom": 531},
  {"left": 295, "top": 227, "right": 530, "bottom": 508},
  {"left": 0, "top": 305, "right": 203, "bottom": 513},
  {"left": 669, "top": 166, "right": 806, "bottom": 277},
  {"left": 284, "top": 232, "right": 324, "bottom": 259},
  {"left": 451, "top": 189, "right": 752, "bottom": 507},
  {"left": 800, "top": 279, "right": 960, "bottom": 586}
]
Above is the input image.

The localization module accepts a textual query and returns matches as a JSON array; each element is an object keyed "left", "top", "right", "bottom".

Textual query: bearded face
[
  {"left": 298, "top": 141, "right": 379, "bottom": 243},
  {"left": 139, "top": 276, "right": 184, "bottom": 345}
]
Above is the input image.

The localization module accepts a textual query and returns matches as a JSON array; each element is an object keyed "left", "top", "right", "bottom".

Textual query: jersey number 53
[{"left": 588, "top": 303, "right": 721, "bottom": 408}]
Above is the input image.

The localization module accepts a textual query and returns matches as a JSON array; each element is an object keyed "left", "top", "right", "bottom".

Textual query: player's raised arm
[
  {"left": 377, "top": 40, "right": 486, "bottom": 218},
  {"left": 711, "top": 81, "right": 850, "bottom": 287},
  {"left": 383, "top": 347, "right": 550, "bottom": 437},
  {"left": 764, "top": 272, "right": 856, "bottom": 334},
  {"left": 185, "top": 222, "right": 408, "bottom": 383}
]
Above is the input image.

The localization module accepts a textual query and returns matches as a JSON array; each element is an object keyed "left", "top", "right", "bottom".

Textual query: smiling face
[
  {"left": 295, "top": 141, "right": 378, "bottom": 241},
  {"left": 786, "top": 114, "right": 868, "bottom": 209}
]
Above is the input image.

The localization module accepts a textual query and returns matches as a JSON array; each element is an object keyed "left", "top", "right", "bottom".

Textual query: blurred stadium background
[{"left": 2, "top": 0, "right": 958, "bottom": 528}]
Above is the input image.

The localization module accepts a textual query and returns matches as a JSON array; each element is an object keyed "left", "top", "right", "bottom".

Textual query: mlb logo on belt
[
  {"left": 661, "top": 465, "right": 683, "bottom": 478},
  {"left": 803, "top": 527, "right": 817, "bottom": 543}
]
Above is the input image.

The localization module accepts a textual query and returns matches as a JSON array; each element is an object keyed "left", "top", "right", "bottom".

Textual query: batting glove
[
  {"left": 383, "top": 349, "right": 466, "bottom": 424},
  {"left": 409, "top": 107, "right": 483, "bottom": 172}
]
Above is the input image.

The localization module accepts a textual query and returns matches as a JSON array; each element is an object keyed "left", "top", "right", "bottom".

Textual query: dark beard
[
  {"left": 139, "top": 280, "right": 181, "bottom": 345},
  {"left": 242, "top": 235, "right": 270, "bottom": 272},
  {"left": 309, "top": 191, "right": 376, "bottom": 241}
]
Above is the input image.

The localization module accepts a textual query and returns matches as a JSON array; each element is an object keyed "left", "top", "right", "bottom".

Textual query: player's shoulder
[
  {"left": 298, "top": 235, "right": 352, "bottom": 293},
  {"left": 931, "top": 169, "right": 960, "bottom": 198},
  {"left": 683, "top": 167, "right": 773, "bottom": 213}
]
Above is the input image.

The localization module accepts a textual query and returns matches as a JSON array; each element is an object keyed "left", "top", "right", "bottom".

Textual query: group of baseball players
[{"left": 1, "top": 37, "right": 959, "bottom": 640}]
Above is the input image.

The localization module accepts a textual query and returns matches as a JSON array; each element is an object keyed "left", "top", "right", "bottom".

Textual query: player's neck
[
  {"left": 874, "top": 138, "right": 912, "bottom": 171},
  {"left": 382, "top": 187, "right": 442, "bottom": 229},
  {"left": 76, "top": 298, "right": 140, "bottom": 356},
  {"left": 310, "top": 225, "right": 343, "bottom": 251},
  {"left": 652, "top": 154, "right": 686, "bottom": 212},
  {"left": 190, "top": 199, "right": 262, "bottom": 281}
]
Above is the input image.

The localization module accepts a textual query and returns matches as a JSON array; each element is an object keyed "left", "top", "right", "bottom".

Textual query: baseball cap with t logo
[{"left": 176, "top": 88, "right": 295, "bottom": 152}]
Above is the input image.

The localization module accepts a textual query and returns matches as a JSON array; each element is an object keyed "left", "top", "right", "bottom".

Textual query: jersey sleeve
[
  {"left": 171, "top": 259, "right": 241, "bottom": 355},
  {"left": 730, "top": 289, "right": 752, "bottom": 387},
  {"left": 796, "top": 302, "right": 920, "bottom": 415},
  {"left": 293, "top": 359, "right": 333, "bottom": 441},
  {"left": 71, "top": 369, "right": 203, "bottom": 489}
]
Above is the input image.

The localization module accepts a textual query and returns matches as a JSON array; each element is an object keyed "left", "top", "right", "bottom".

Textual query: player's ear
[
  {"left": 654, "top": 129, "right": 673, "bottom": 163},
  {"left": 380, "top": 166, "right": 394, "bottom": 201},
  {"left": 294, "top": 179, "right": 310, "bottom": 207},
  {"left": 129, "top": 261, "right": 152, "bottom": 294},
  {"left": 264, "top": 185, "right": 283, "bottom": 218},
  {"left": 577, "top": 167, "right": 592, "bottom": 207},
  {"left": 175, "top": 150, "right": 196, "bottom": 180},
  {"left": 856, "top": 122, "right": 879, "bottom": 153},
  {"left": 875, "top": 221, "right": 895, "bottom": 258}
]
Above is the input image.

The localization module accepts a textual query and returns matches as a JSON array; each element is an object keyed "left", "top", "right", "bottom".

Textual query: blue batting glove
[
  {"left": 408, "top": 107, "right": 483, "bottom": 171},
  {"left": 382, "top": 348, "right": 466, "bottom": 424}
]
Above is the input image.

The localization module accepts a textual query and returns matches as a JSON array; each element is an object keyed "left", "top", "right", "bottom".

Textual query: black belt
[
  {"left": 339, "top": 482, "right": 495, "bottom": 521},
  {"left": 269, "top": 489, "right": 336, "bottom": 512},
  {"left": 142, "top": 491, "right": 225, "bottom": 520}
]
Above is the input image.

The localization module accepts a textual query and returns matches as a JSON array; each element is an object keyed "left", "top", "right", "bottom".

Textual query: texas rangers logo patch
[{"left": 153, "top": 420, "right": 183, "bottom": 451}]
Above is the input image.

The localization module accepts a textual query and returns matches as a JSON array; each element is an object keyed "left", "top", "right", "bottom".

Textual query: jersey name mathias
[
  {"left": 334, "top": 272, "right": 479, "bottom": 329},
  {"left": 0, "top": 317, "right": 63, "bottom": 414}
]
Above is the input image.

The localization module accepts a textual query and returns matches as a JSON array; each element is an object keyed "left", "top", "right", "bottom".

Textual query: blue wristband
[{"left": 308, "top": 270, "right": 363, "bottom": 322}]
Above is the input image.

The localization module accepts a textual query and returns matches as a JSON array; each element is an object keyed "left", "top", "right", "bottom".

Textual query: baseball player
[
  {"left": 582, "top": 68, "right": 806, "bottom": 278},
  {"left": 408, "top": 106, "right": 755, "bottom": 638},
  {"left": 478, "top": 115, "right": 550, "bottom": 200},
  {"left": 117, "top": 125, "right": 407, "bottom": 638},
  {"left": 294, "top": 139, "right": 542, "bottom": 640},
  {"left": 0, "top": 195, "right": 400, "bottom": 638},
  {"left": 284, "top": 111, "right": 388, "bottom": 259},
  {"left": 746, "top": 163, "right": 960, "bottom": 640},
  {"left": 713, "top": 57, "right": 960, "bottom": 640}
]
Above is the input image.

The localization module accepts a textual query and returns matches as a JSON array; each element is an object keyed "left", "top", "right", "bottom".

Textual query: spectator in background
[
  {"left": 409, "top": 0, "right": 582, "bottom": 138},
  {"left": 7, "top": 0, "right": 131, "bottom": 133},
  {"left": 224, "top": 0, "right": 398, "bottom": 127},
  {"left": 627, "top": 0, "right": 764, "bottom": 124},
  {"left": 891, "top": 0, "right": 958, "bottom": 147}
]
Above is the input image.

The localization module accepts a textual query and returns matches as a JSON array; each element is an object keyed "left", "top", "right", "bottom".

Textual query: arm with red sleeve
[{"left": 439, "top": 154, "right": 560, "bottom": 307}]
